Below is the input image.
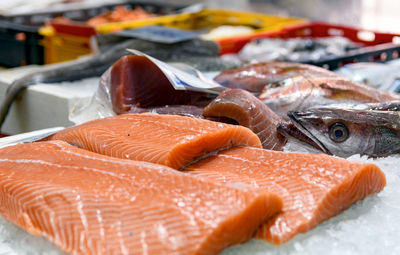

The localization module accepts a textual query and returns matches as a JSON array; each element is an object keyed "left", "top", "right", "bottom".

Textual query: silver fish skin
[
  {"left": 278, "top": 102, "right": 400, "bottom": 158},
  {"left": 259, "top": 76, "right": 400, "bottom": 119}
]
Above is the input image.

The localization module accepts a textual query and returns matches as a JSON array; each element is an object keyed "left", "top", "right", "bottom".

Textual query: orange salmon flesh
[
  {"left": 0, "top": 141, "right": 282, "bottom": 255},
  {"left": 49, "top": 113, "right": 262, "bottom": 169}
]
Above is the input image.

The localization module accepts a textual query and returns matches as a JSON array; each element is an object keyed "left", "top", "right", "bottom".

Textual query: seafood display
[
  {"left": 278, "top": 102, "right": 400, "bottom": 157},
  {"left": 75, "top": 54, "right": 400, "bottom": 159},
  {"left": 185, "top": 146, "right": 386, "bottom": 244},
  {"left": 48, "top": 113, "right": 262, "bottom": 169},
  {"left": 0, "top": 140, "right": 282, "bottom": 254},
  {"left": 0, "top": 111, "right": 389, "bottom": 253},
  {"left": 44, "top": 112, "right": 386, "bottom": 246},
  {"left": 2, "top": 9, "right": 400, "bottom": 253}
]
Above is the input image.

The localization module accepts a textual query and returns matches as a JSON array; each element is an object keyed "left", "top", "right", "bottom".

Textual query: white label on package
[{"left": 126, "top": 49, "right": 225, "bottom": 94}]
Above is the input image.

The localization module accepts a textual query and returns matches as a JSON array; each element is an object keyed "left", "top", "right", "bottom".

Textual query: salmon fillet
[
  {"left": 49, "top": 113, "right": 262, "bottom": 169},
  {"left": 184, "top": 146, "right": 386, "bottom": 245},
  {"left": 0, "top": 141, "right": 282, "bottom": 255}
]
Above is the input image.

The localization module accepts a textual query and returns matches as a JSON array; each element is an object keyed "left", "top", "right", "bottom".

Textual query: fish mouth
[{"left": 277, "top": 112, "right": 332, "bottom": 155}]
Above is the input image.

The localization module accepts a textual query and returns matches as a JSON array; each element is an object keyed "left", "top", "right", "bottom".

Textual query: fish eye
[
  {"left": 266, "top": 81, "right": 283, "bottom": 89},
  {"left": 329, "top": 123, "right": 349, "bottom": 143}
]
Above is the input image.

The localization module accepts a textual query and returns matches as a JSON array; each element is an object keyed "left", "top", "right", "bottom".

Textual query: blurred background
[
  {"left": 178, "top": 0, "right": 400, "bottom": 33},
  {"left": 2, "top": 0, "right": 400, "bottom": 33}
]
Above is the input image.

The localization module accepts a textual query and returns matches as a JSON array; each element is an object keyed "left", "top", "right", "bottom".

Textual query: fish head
[
  {"left": 259, "top": 76, "right": 323, "bottom": 117},
  {"left": 278, "top": 105, "right": 400, "bottom": 157}
]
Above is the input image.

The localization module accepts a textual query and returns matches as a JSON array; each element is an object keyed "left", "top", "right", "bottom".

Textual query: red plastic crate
[
  {"left": 278, "top": 22, "right": 400, "bottom": 46},
  {"left": 50, "top": 20, "right": 97, "bottom": 37},
  {"left": 218, "top": 22, "right": 400, "bottom": 55}
]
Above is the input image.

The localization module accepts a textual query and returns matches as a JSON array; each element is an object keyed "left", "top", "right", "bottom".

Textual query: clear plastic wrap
[{"left": 69, "top": 67, "right": 116, "bottom": 125}]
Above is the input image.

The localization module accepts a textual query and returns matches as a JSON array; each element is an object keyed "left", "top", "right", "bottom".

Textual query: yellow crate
[
  {"left": 42, "top": 31, "right": 92, "bottom": 64},
  {"left": 97, "top": 9, "right": 306, "bottom": 34},
  {"left": 40, "top": 9, "right": 306, "bottom": 64}
]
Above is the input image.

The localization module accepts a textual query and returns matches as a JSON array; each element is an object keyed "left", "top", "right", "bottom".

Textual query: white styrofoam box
[{"left": 0, "top": 66, "right": 99, "bottom": 135}]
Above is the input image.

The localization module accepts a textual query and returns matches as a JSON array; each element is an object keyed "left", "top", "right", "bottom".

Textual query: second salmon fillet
[
  {"left": 49, "top": 113, "right": 261, "bottom": 169},
  {"left": 184, "top": 146, "right": 386, "bottom": 245}
]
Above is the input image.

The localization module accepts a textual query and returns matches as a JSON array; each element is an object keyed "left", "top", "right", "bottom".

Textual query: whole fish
[
  {"left": 213, "top": 62, "right": 336, "bottom": 93},
  {"left": 277, "top": 102, "right": 400, "bottom": 157},
  {"left": 0, "top": 38, "right": 229, "bottom": 131},
  {"left": 259, "top": 76, "right": 400, "bottom": 118}
]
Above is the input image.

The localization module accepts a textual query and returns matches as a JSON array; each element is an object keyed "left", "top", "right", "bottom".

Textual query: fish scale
[{"left": 0, "top": 141, "right": 282, "bottom": 255}]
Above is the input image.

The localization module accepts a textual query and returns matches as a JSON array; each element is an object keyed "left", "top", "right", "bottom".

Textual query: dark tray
[
  {"left": 0, "top": 1, "right": 184, "bottom": 67},
  {"left": 303, "top": 43, "right": 400, "bottom": 70}
]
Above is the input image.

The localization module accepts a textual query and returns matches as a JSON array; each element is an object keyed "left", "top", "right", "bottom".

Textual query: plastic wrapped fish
[{"left": 69, "top": 51, "right": 226, "bottom": 124}]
